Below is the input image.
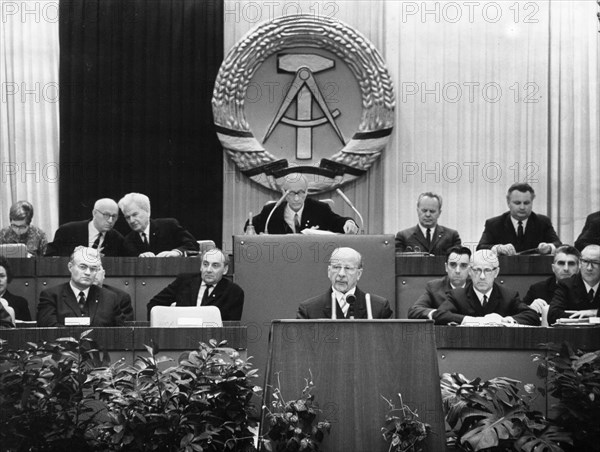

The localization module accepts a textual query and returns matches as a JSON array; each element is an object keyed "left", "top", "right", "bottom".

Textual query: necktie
[
  {"left": 294, "top": 213, "right": 301, "bottom": 233},
  {"left": 201, "top": 284, "right": 213, "bottom": 305},
  {"left": 426, "top": 228, "right": 431, "bottom": 246},
  {"left": 517, "top": 221, "right": 524, "bottom": 241},
  {"left": 589, "top": 289, "right": 595, "bottom": 302},
  {"left": 92, "top": 233, "right": 102, "bottom": 249},
  {"left": 141, "top": 232, "right": 149, "bottom": 247},
  {"left": 482, "top": 295, "right": 488, "bottom": 308},
  {"left": 78, "top": 291, "right": 86, "bottom": 312}
]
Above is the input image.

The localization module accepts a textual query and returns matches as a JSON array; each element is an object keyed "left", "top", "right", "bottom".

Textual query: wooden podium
[{"left": 263, "top": 320, "right": 446, "bottom": 451}]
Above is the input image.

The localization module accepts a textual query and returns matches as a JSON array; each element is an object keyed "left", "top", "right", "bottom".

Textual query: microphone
[
  {"left": 346, "top": 294, "right": 356, "bottom": 319},
  {"left": 336, "top": 188, "right": 364, "bottom": 233},
  {"left": 264, "top": 190, "right": 290, "bottom": 234}
]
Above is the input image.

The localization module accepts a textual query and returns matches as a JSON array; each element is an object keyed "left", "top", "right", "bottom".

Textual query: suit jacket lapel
[
  {"left": 411, "top": 226, "right": 429, "bottom": 251},
  {"left": 504, "top": 214, "right": 518, "bottom": 243},
  {"left": 467, "top": 287, "right": 484, "bottom": 316},
  {"left": 354, "top": 288, "right": 367, "bottom": 319},
  {"left": 205, "top": 278, "right": 227, "bottom": 306},
  {"left": 62, "top": 284, "right": 81, "bottom": 316},
  {"left": 430, "top": 226, "right": 444, "bottom": 250}
]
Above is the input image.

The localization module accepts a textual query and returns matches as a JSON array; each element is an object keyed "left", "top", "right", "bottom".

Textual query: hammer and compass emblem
[
  {"left": 263, "top": 54, "right": 345, "bottom": 160},
  {"left": 212, "top": 14, "right": 395, "bottom": 193}
]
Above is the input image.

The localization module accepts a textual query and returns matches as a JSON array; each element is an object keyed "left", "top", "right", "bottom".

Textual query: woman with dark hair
[
  {"left": 0, "top": 256, "right": 31, "bottom": 321},
  {"left": 0, "top": 201, "right": 48, "bottom": 256}
]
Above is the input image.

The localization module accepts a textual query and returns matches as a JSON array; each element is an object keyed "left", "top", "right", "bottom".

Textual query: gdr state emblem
[{"left": 212, "top": 14, "right": 395, "bottom": 194}]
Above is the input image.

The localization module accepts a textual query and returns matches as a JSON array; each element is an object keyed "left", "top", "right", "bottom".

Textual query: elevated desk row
[{"left": 4, "top": 254, "right": 554, "bottom": 321}]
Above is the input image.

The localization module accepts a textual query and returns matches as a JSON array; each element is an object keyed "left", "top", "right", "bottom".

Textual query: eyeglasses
[
  {"left": 95, "top": 210, "right": 118, "bottom": 221},
  {"left": 10, "top": 223, "right": 28, "bottom": 231},
  {"left": 329, "top": 264, "right": 359, "bottom": 274},
  {"left": 287, "top": 190, "right": 306, "bottom": 198},
  {"left": 76, "top": 264, "right": 100, "bottom": 273},
  {"left": 554, "top": 260, "right": 578, "bottom": 267},
  {"left": 470, "top": 267, "right": 497, "bottom": 276},
  {"left": 580, "top": 259, "right": 600, "bottom": 269},
  {"left": 447, "top": 262, "right": 469, "bottom": 270}
]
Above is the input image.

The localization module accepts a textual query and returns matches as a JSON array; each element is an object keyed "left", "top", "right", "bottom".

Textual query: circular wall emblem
[{"left": 212, "top": 14, "right": 395, "bottom": 194}]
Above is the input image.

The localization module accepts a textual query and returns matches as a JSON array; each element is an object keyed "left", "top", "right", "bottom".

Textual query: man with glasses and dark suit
[
  {"left": 548, "top": 244, "right": 600, "bottom": 324},
  {"left": 433, "top": 249, "right": 539, "bottom": 325},
  {"left": 297, "top": 247, "right": 393, "bottom": 319},
  {"left": 45, "top": 198, "right": 123, "bottom": 256}
]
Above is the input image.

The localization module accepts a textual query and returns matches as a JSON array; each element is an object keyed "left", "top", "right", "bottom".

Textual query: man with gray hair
[
  {"left": 45, "top": 198, "right": 123, "bottom": 256},
  {"left": 297, "top": 247, "right": 393, "bottom": 319},
  {"left": 118, "top": 192, "right": 198, "bottom": 257},
  {"left": 395, "top": 192, "right": 461, "bottom": 255},
  {"left": 147, "top": 248, "right": 244, "bottom": 320},
  {"left": 245, "top": 173, "right": 358, "bottom": 234},
  {"left": 433, "top": 249, "right": 539, "bottom": 325},
  {"left": 37, "top": 247, "right": 133, "bottom": 326}
]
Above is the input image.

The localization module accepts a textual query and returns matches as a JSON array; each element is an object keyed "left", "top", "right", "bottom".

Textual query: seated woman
[
  {"left": 0, "top": 256, "right": 31, "bottom": 321},
  {"left": 0, "top": 201, "right": 48, "bottom": 256}
]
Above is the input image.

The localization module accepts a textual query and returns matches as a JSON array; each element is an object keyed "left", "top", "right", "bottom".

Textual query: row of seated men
[
  {"left": 0, "top": 243, "right": 598, "bottom": 329},
  {"left": 2, "top": 177, "right": 599, "bottom": 257}
]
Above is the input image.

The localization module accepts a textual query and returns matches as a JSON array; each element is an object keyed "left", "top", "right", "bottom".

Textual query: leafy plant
[
  {"left": 440, "top": 373, "right": 571, "bottom": 452},
  {"left": 381, "top": 393, "right": 431, "bottom": 452},
  {"left": 0, "top": 333, "right": 262, "bottom": 452},
  {"left": 0, "top": 329, "right": 109, "bottom": 451},
  {"left": 262, "top": 372, "right": 331, "bottom": 452},
  {"left": 535, "top": 342, "right": 600, "bottom": 452},
  {"left": 88, "top": 338, "right": 261, "bottom": 451}
]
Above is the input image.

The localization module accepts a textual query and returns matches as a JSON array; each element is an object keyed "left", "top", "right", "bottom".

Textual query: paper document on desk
[{"left": 301, "top": 228, "right": 336, "bottom": 235}]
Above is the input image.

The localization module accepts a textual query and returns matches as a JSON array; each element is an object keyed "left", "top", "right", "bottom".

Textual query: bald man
[
  {"left": 147, "top": 249, "right": 244, "bottom": 321},
  {"left": 297, "top": 247, "right": 393, "bottom": 319},
  {"left": 245, "top": 174, "right": 358, "bottom": 235},
  {"left": 45, "top": 198, "right": 124, "bottom": 256},
  {"left": 433, "top": 250, "right": 539, "bottom": 326}
]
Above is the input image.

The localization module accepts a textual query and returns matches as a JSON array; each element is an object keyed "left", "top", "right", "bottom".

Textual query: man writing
[
  {"left": 37, "top": 246, "right": 134, "bottom": 326},
  {"left": 408, "top": 246, "right": 471, "bottom": 320},
  {"left": 433, "top": 250, "right": 539, "bottom": 326},
  {"left": 477, "top": 183, "right": 561, "bottom": 255},
  {"left": 548, "top": 244, "right": 600, "bottom": 324},
  {"left": 396, "top": 192, "right": 462, "bottom": 255},
  {"left": 297, "top": 247, "right": 393, "bottom": 319},
  {"left": 246, "top": 174, "right": 358, "bottom": 234},
  {"left": 148, "top": 248, "right": 244, "bottom": 321}
]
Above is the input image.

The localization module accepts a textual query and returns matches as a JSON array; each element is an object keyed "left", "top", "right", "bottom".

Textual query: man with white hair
[
  {"left": 433, "top": 249, "right": 539, "bottom": 325},
  {"left": 119, "top": 192, "right": 198, "bottom": 257},
  {"left": 297, "top": 247, "right": 393, "bottom": 319},
  {"left": 548, "top": 244, "right": 600, "bottom": 324},
  {"left": 37, "top": 247, "right": 134, "bottom": 326},
  {"left": 45, "top": 198, "right": 124, "bottom": 256},
  {"left": 245, "top": 174, "right": 359, "bottom": 234}
]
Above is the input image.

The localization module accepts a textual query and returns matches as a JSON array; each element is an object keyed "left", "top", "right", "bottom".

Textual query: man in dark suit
[
  {"left": 477, "top": 183, "right": 561, "bottom": 255},
  {"left": 147, "top": 248, "right": 244, "bottom": 321},
  {"left": 297, "top": 247, "right": 393, "bottom": 319},
  {"left": 37, "top": 247, "right": 134, "bottom": 327},
  {"left": 245, "top": 173, "right": 358, "bottom": 234},
  {"left": 434, "top": 250, "right": 539, "bottom": 325},
  {"left": 118, "top": 192, "right": 199, "bottom": 257},
  {"left": 395, "top": 192, "right": 461, "bottom": 255},
  {"left": 45, "top": 198, "right": 124, "bottom": 256},
  {"left": 0, "top": 256, "right": 31, "bottom": 321},
  {"left": 408, "top": 246, "right": 471, "bottom": 320},
  {"left": 522, "top": 245, "right": 580, "bottom": 314},
  {"left": 548, "top": 245, "right": 600, "bottom": 324},
  {"left": 575, "top": 211, "right": 600, "bottom": 251}
]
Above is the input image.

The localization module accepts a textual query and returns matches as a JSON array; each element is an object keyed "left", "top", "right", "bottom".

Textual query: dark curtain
[{"left": 59, "top": 0, "right": 223, "bottom": 244}]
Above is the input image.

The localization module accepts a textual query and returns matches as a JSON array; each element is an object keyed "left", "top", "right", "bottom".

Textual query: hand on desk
[
  {"left": 493, "top": 244, "right": 517, "bottom": 256},
  {"left": 344, "top": 220, "right": 359, "bottom": 234},
  {"left": 565, "top": 309, "right": 598, "bottom": 319},
  {"left": 529, "top": 298, "right": 548, "bottom": 314}
]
